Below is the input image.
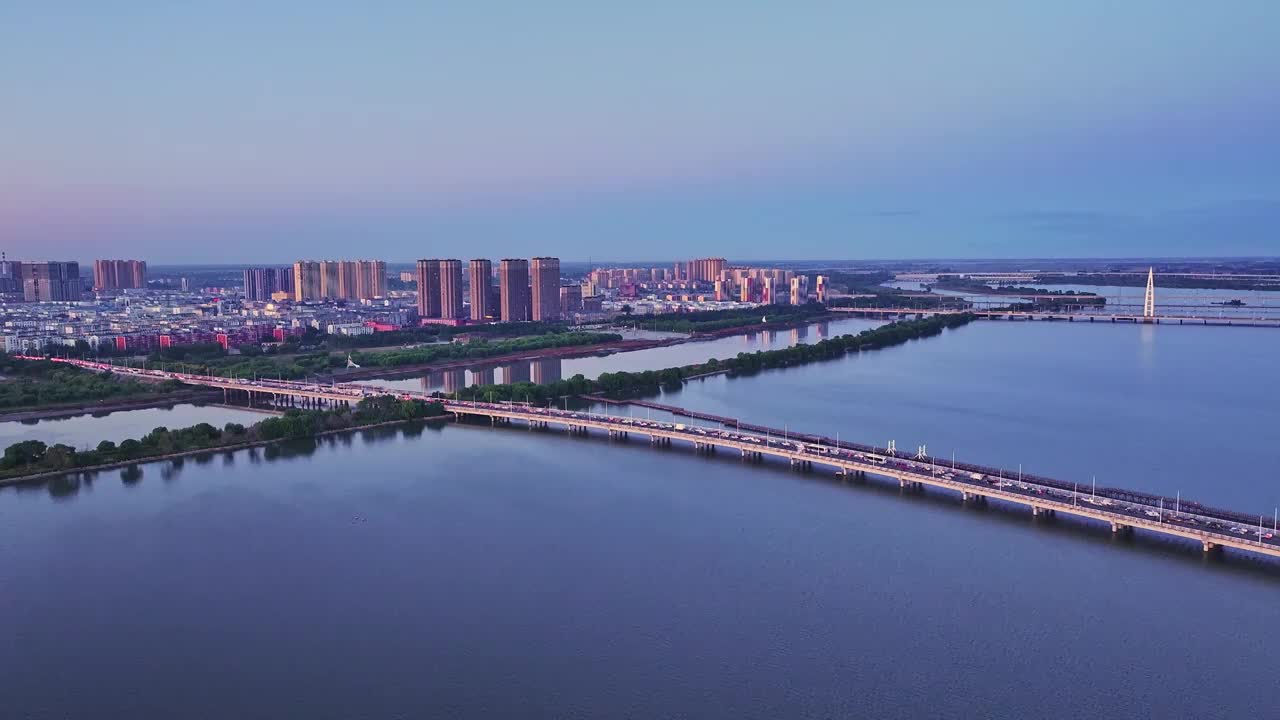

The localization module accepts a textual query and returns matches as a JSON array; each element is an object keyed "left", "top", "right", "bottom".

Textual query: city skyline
[{"left": 3, "top": 2, "right": 1278, "bottom": 261}]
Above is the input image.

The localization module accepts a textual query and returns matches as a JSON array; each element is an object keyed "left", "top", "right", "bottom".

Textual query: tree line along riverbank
[
  {"left": 0, "top": 355, "right": 186, "bottom": 412},
  {"left": 447, "top": 314, "right": 977, "bottom": 404},
  {"left": 0, "top": 396, "right": 447, "bottom": 485}
]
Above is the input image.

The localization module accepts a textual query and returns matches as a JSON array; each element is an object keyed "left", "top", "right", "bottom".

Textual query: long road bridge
[{"left": 38, "top": 357, "right": 1280, "bottom": 562}]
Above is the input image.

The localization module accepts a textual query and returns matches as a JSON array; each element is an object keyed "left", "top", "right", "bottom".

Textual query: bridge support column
[
  {"left": 1203, "top": 540, "right": 1218, "bottom": 553},
  {"left": 1111, "top": 521, "right": 1127, "bottom": 534}
]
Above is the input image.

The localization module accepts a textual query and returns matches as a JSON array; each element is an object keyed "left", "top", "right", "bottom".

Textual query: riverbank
[
  {"left": 337, "top": 312, "right": 846, "bottom": 382},
  {"left": 0, "top": 396, "right": 449, "bottom": 487},
  {"left": 0, "top": 389, "right": 223, "bottom": 423},
  {"left": 449, "top": 314, "right": 976, "bottom": 404},
  {"left": 328, "top": 337, "right": 683, "bottom": 381},
  {"left": 0, "top": 415, "right": 437, "bottom": 489}
]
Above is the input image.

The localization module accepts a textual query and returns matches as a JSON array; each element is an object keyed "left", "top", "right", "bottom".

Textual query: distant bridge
[
  {"left": 34, "top": 357, "right": 1280, "bottom": 563},
  {"left": 831, "top": 306, "right": 1280, "bottom": 327},
  {"left": 883, "top": 269, "right": 1280, "bottom": 326}
]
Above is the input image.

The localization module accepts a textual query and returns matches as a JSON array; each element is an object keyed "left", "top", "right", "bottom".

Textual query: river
[
  {"left": 354, "top": 317, "right": 882, "bottom": 393},
  {"left": 2, "top": 320, "right": 1277, "bottom": 718}
]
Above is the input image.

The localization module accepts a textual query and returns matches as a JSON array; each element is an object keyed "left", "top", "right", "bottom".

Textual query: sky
[{"left": 2, "top": 1, "right": 1278, "bottom": 263}]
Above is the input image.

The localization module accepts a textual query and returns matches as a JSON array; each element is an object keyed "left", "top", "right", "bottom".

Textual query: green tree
[
  {"left": 44, "top": 444, "right": 77, "bottom": 469},
  {"left": 118, "top": 439, "right": 143, "bottom": 459},
  {"left": 2, "top": 440, "right": 47, "bottom": 468}
]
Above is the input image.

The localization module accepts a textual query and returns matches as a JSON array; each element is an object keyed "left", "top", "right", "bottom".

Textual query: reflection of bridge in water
[
  {"left": 39, "top": 357, "right": 1280, "bottom": 564},
  {"left": 418, "top": 356, "right": 565, "bottom": 394}
]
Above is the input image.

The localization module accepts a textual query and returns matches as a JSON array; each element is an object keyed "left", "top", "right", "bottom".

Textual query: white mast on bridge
[{"left": 1143, "top": 267, "right": 1156, "bottom": 319}]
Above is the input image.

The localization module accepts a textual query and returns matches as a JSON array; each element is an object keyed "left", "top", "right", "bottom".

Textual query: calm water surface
[
  {"left": 3, "top": 320, "right": 1278, "bottom": 719},
  {"left": 625, "top": 321, "right": 1280, "bottom": 511},
  {"left": 0, "top": 403, "right": 269, "bottom": 450}
]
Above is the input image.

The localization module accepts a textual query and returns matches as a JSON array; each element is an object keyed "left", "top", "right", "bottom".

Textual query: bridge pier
[
  {"left": 1111, "top": 521, "right": 1130, "bottom": 535},
  {"left": 1203, "top": 540, "right": 1219, "bottom": 553}
]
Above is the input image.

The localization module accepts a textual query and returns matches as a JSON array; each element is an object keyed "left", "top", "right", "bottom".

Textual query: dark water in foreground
[{"left": 3, "top": 321, "right": 1279, "bottom": 719}]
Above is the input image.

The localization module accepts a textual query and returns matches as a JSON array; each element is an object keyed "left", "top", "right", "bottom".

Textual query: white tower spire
[{"left": 1143, "top": 267, "right": 1155, "bottom": 319}]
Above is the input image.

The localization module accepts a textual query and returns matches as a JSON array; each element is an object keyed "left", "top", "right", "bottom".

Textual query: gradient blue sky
[{"left": 2, "top": 1, "right": 1278, "bottom": 262}]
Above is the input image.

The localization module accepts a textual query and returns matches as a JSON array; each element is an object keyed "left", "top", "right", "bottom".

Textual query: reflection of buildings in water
[
  {"left": 766, "top": 330, "right": 778, "bottom": 347},
  {"left": 441, "top": 368, "right": 466, "bottom": 395},
  {"left": 816, "top": 322, "right": 829, "bottom": 339},
  {"left": 531, "top": 356, "right": 562, "bottom": 385},
  {"left": 471, "top": 366, "right": 495, "bottom": 387},
  {"left": 791, "top": 325, "right": 807, "bottom": 344},
  {"left": 503, "top": 361, "right": 531, "bottom": 384},
  {"left": 423, "top": 371, "right": 444, "bottom": 392}
]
